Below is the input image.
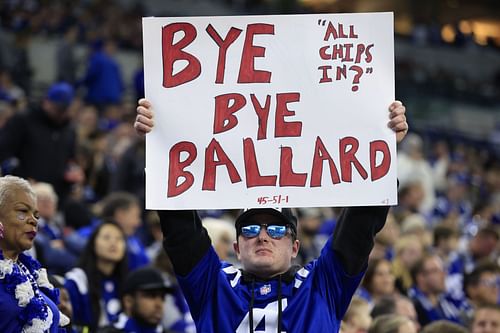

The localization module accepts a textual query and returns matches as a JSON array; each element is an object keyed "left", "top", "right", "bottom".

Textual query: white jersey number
[{"left": 236, "top": 299, "right": 288, "bottom": 333}]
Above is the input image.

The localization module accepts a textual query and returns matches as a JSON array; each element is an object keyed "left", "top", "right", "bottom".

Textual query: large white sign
[{"left": 143, "top": 12, "right": 396, "bottom": 209}]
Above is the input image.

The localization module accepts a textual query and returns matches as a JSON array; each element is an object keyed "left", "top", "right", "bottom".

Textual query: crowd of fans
[{"left": 0, "top": 1, "right": 499, "bottom": 332}]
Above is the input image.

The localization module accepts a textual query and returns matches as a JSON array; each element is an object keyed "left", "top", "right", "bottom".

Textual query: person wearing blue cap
[
  {"left": 0, "top": 81, "right": 84, "bottom": 204},
  {"left": 134, "top": 99, "right": 409, "bottom": 333}
]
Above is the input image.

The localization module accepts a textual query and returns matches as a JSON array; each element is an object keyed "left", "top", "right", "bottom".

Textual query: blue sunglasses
[{"left": 240, "top": 224, "right": 289, "bottom": 239}]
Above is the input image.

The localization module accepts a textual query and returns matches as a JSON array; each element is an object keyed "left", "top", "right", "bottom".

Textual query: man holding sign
[
  {"left": 138, "top": 11, "right": 406, "bottom": 333},
  {"left": 134, "top": 99, "right": 408, "bottom": 332}
]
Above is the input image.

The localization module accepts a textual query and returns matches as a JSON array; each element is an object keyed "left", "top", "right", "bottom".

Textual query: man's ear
[
  {"left": 233, "top": 240, "right": 241, "bottom": 260},
  {"left": 122, "top": 294, "right": 134, "bottom": 314},
  {"left": 291, "top": 239, "right": 300, "bottom": 259},
  {"left": 465, "top": 285, "right": 477, "bottom": 299}
]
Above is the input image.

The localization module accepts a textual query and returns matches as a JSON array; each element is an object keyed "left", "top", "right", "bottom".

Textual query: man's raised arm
[
  {"left": 135, "top": 99, "right": 211, "bottom": 276},
  {"left": 332, "top": 101, "right": 408, "bottom": 275}
]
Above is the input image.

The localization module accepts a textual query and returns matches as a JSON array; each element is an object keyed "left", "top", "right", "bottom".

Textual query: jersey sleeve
[
  {"left": 313, "top": 206, "right": 389, "bottom": 318},
  {"left": 157, "top": 210, "right": 212, "bottom": 276},
  {"left": 313, "top": 237, "right": 366, "bottom": 319},
  {"left": 332, "top": 206, "right": 389, "bottom": 275},
  {"left": 176, "top": 247, "right": 222, "bottom": 322}
]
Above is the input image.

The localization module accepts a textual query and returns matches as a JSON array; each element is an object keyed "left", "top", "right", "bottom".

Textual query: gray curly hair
[{"left": 0, "top": 175, "right": 36, "bottom": 216}]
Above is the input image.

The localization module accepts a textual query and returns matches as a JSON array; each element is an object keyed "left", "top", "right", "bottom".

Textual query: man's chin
[
  {"left": 146, "top": 319, "right": 161, "bottom": 326},
  {"left": 134, "top": 315, "right": 161, "bottom": 328},
  {"left": 248, "top": 262, "right": 281, "bottom": 277}
]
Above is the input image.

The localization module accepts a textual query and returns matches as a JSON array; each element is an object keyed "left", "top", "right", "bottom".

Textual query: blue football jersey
[
  {"left": 177, "top": 237, "right": 364, "bottom": 333},
  {"left": 64, "top": 268, "right": 122, "bottom": 326}
]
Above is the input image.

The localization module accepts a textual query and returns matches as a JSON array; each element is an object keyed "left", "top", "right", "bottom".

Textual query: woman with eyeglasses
[{"left": 0, "top": 175, "right": 70, "bottom": 332}]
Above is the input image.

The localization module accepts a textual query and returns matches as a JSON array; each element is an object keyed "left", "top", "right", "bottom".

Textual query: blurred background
[{"left": 1, "top": 0, "right": 499, "bottom": 145}]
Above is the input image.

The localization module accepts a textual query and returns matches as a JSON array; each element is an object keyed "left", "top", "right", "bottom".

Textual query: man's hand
[
  {"left": 388, "top": 101, "right": 408, "bottom": 143},
  {"left": 134, "top": 98, "right": 155, "bottom": 136}
]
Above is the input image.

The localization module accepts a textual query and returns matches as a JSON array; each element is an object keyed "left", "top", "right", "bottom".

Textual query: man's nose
[
  {"left": 257, "top": 226, "right": 270, "bottom": 241},
  {"left": 154, "top": 295, "right": 165, "bottom": 308}
]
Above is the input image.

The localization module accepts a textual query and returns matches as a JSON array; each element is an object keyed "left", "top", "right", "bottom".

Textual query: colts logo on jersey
[{"left": 260, "top": 284, "right": 271, "bottom": 295}]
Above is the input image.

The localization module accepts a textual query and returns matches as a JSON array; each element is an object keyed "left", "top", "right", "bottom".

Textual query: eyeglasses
[
  {"left": 479, "top": 278, "right": 500, "bottom": 288},
  {"left": 240, "top": 224, "right": 290, "bottom": 239}
]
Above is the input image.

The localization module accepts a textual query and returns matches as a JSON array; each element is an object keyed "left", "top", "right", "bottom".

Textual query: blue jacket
[{"left": 82, "top": 50, "right": 123, "bottom": 105}]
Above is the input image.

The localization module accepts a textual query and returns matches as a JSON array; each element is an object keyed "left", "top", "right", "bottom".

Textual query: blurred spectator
[
  {"left": 76, "top": 192, "right": 149, "bottom": 270},
  {"left": 433, "top": 224, "right": 462, "bottom": 295},
  {"left": 202, "top": 217, "right": 236, "bottom": 263},
  {"left": 0, "top": 99, "right": 14, "bottom": 129},
  {"left": 83, "top": 131, "right": 114, "bottom": 200},
  {"left": 111, "top": 138, "right": 145, "bottom": 205},
  {"left": 49, "top": 274, "right": 76, "bottom": 333},
  {"left": 75, "top": 105, "right": 99, "bottom": 143},
  {"left": 368, "top": 313, "right": 417, "bottom": 333},
  {"left": 359, "top": 258, "right": 397, "bottom": 306},
  {"left": 296, "top": 207, "right": 324, "bottom": 265},
  {"left": 32, "top": 182, "right": 78, "bottom": 274},
  {"left": 113, "top": 266, "right": 174, "bottom": 333},
  {"left": 65, "top": 221, "right": 128, "bottom": 330},
  {"left": 0, "top": 67, "right": 26, "bottom": 111},
  {"left": 340, "top": 297, "right": 372, "bottom": 333},
  {"left": 395, "top": 296, "right": 419, "bottom": 326},
  {"left": 392, "top": 235, "right": 424, "bottom": 294},
  {"left": 400, "top": 213, "right": 433, "bottom": 250},
  {"left": 371, "top": 212, "right": 400, "bottom": 261},
  {"left": 9, "top": 30, "right": 32, "bottom": 95},
  {"left": 469, "top": 202, "right": 498, "bottom": 235},
  {"left": 430, "top": 140, "right": 451, "bottom": 194},
  {"left": 471, "top": 304, "right": 500, "bottom": 333},
  {"left": 133, "top": 66, "right": 144, "bottom": 102},
  {"left": 394, "top": 181, "right": 425, "bottom": 222},
  {"left": 432, "top": 174, "right": 473, "bottom": 229},
  {"left": 100, "top": 104, "right": 124, "bottom": 131},
  {"left": 0, "top": 82, "right": 84, "bottom": 204},
  {"left": 0, "top": 28, "right": 14, "bottom": 69},
  {"left": 420, "top": 320, "right": 468, "bottom": 333},
  {"left": 397, "top": 133, "right": 436, "bottom": 214},
  {"left": 56, "top": 24, "right": 80, "bottom": 84},
  {"left": 371, "top": 295, "right": 420, "bottom": 331},
  {"left": 464, "top": 261, "right": 500, "bottom": 309},
  {"left": 145, "top": 211, "right": 163, "bottom": 261},
  {"left": 81, "top": 39, "right": 124, "bottom": 109},
  {"left": 433, "top": 225, "right": 460, "bottom": 267},
  {"left": 448, "top": 226, "right": 500, "bottom": 294},
  {"left": 153, "top": 251, "right": 196, "bottom": 333},
  {"left": 62, "top": 189, "right": 95, "bottom": 231},
  {"left": 409, "top": 253, "right": 471, "bottom": 326}
]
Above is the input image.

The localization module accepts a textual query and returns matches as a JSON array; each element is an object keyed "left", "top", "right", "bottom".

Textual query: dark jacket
[{"left": 0, "top": 107, "right": 77, "bottom": 200}]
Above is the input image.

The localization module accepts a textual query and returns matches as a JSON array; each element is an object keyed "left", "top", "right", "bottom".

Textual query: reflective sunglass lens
[
  {"left": 241, "top": 224, "right": 288, "bottom": 239},
  {"left": 241, "top": 225, "right": 261, "bottom": 238},
  {"left": 267, "top": 225, "right": 287, "bottom": 239}
]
